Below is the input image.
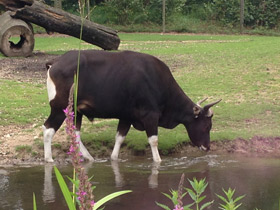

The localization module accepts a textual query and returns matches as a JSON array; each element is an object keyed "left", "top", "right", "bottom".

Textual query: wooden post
[
  {"left": 162, "top": 0, "right": 166, "bottom": 33},
  {"left": 240, "top": 0, "right": 244, "bottom": 33}
]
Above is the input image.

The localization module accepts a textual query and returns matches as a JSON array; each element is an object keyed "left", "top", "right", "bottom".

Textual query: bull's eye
[{"left": 206, "top": 124, "right": 212, "bottom": 131}]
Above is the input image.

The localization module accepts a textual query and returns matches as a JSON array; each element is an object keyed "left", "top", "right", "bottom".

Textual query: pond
[{"left": 0, "top": 153, "right": 280, "bottom": 210}]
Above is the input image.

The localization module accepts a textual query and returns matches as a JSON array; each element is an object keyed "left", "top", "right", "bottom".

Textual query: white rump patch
[{"left": 47, "top": 68, "right": 56, "bottom": 102}]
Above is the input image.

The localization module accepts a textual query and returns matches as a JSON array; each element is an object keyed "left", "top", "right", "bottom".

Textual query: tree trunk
[
  {"left": 0, "top": 0, "right": 120, "bottom": 50},
  {"left": 240, "top": 0, "right": 245, "bottom": 33},
  {"left": 162, "top": 0, "right": 166, "bottom": 33},
  {"left": 53, "top": 0, "right": 62, "bottom": 9}
]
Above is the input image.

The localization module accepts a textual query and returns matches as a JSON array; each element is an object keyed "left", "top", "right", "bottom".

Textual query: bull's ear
[{"left": 193, "top": 106, "right": 201, "bottom": 118}]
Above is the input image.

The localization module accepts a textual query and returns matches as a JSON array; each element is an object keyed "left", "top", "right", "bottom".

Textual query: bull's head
[{"left": 185, "top": 98, "right": 221, "bottom": 151}]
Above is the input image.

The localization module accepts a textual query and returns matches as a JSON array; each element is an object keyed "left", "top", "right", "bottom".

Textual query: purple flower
[{"left": 64, "top": 84, "right": 94, "bottom": 210}]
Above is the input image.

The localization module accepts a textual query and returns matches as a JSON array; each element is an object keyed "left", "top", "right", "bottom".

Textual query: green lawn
[{"left": 0, "top": 33, "right": 279, "bottom": 154}]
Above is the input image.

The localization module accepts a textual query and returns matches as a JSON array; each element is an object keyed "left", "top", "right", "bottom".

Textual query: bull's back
[{"left": 49, "top": 50, "right": 176, "bottom": 119}]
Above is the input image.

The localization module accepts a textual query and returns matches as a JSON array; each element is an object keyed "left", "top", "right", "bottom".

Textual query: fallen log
[
  {"left": 0, "top": 11, "right": 34, "bottom": 57},
  {"left": 0, "top": 0, "right": 120, "bottom": 50}
]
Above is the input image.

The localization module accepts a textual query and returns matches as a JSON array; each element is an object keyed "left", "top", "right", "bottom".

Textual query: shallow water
[{"left": 0, "top": 154, "right": 280, "bottom": 210}]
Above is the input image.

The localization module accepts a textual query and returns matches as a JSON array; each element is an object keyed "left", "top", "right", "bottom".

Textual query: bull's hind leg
[
  {"left": 144, "top": 114, "right": 162, "bottom": 162},
  {"left": 43, "top": 108, "right": 65, "bottom": 162},
  {"left": 111, "top": 120, "right": 131, "bottom": 161},
  {"left": 148, "top": 135, "right": 161, "bottom": 162},
  {"left": 75, "top": 113, "right": 94, "bottom": 161}
]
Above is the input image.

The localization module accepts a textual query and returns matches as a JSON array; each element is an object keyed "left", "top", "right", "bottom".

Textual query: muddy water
[{"left": 0, "top": 154, "right": 280, "bottom": 210}]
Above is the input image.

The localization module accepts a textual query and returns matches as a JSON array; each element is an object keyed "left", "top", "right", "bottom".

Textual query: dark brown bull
[{"left": 43, "top": 50, "right": 221, "bottom": 162}]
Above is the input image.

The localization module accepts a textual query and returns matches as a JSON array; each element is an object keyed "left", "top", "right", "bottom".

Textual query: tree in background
[
  {"left": 37, "top": 0, "right": 280, "bottom": 30},
  {"left": 53, "top": 0, "right": 62, "bottom": 9}
]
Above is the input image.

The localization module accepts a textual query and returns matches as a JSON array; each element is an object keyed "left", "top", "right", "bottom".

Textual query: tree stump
[{"left": 0, "top": 11, "right": 34, "bottom": 57}]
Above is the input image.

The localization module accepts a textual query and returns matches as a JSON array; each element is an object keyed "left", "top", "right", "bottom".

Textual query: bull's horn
[
  {"left": 197, "top": 97, "right": 208, "bottom": 106},
  {"left": 203, "top": 99, "right": 222, "bottom": 111}
]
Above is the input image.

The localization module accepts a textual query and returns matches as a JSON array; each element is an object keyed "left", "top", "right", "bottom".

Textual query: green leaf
[
  {"left": 216, "top": 194, "right": 228, "bottom": 204},
  {"left": 188, "top": 178, "right": 197, "bottom": 191},
  {"left": 200, "top": 200, "right": 214, "bottom": 210},
  {"left": 186, "top": 188, "right": 196, "bottom": 201},
  {"left": 234, "top": 203, "right": 243, "bottom": 210},
  {"left": 162, "top": 192, "right": 172, "bottom": 200},
  {"left": 182, "top": 192, "right": 188, "bottom": 199},
  {"left": 218, "top": 203, "right": 228, "bottom": 210},
  {"left": 33, "top": 193, "right": 37, "bottom": 210},
  {"left": 183, "top": 203, "right": 195, "bottom": 210},
  {"left": 197, "top": 195, "right": 206, "bottom": 203},
  {"left": 93, "top": 190, "right": 132, "bottom": 210},
  {"left": 155, "top": 202, "right": 172, "bottom": 210},
  {"left": 67, "top": 176, "right": 79, "bottom": 188},
  {"left": 54, "top": 166, "right": 76, "bottom": 210},
  {"left": 233, "top": 195, "right": 245, "bottom": 203},
  {"left": 199, "top": 182, "right": 208, "bottom": 194}
]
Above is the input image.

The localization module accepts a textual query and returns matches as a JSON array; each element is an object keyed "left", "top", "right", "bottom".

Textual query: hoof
[
  {"left": 85, "top": 156, "right": 94, "bottom": 162},
  {"left": 45, "top": 158, "right": 54, "bottom": 163},
  {"left": 153, "top": 157, "right": 162, "bottom": 163},
  {"left": 111, "top": 154, "right": 118, "bottom": 161}
]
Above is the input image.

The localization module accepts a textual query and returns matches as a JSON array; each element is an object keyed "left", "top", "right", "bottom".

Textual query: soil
[{"left": 1, "top": 51, "right": 280, "bottom": 166}]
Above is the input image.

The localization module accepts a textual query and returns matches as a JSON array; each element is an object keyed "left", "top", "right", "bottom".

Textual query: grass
[
  {"left": 0, "top": 80, "right": 49, "bottom": 125},
  {"left": 0, "top": 33, "right": 279, "bottom": 154},
  {"left": 15, "top": 145, "right": 32, "bottom": 153}
]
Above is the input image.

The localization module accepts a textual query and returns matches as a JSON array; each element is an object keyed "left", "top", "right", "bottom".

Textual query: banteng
[{"left": 43, "top": 50, "right": 221, "bottom": 162}]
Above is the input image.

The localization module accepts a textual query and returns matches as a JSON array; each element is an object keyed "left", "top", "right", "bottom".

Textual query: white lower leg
[
  {"left": 111, "top": 132, "right": 125, "bottom": 160},
  {"left": 75, "top": 131, "right": 94, "bottom": 161},
  {"left": 43, "top": 126, "right": 55, "bottom": 162},
  {"left": 148, "top": 135, "right": 162, "bottom": 162}
]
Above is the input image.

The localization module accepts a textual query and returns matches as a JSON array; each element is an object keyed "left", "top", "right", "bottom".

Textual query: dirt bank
[{"left": 1, "top": 52, "right": 280, "bottom": 166}]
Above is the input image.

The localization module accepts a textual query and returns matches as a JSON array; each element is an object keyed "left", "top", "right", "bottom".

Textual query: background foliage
[
  {"left": 0, "top": 0, "right": 279, "bottom": 33},
  {"left": 42, "top": 0, "right": 280, "bottom": 31}
]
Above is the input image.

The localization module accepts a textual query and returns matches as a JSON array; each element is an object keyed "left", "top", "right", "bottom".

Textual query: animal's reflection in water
[
  {"left": 111, "top": 160, "right": 160, "bottom": 189},
  {"left": 42, "top": 160, "right": 161, "bottom": 202},
  {"left": 43, "top": 164, "right": 55, "bottom": 203}
]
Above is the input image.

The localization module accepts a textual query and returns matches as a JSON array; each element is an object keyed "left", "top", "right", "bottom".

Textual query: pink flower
[
  {"left": 63, "top": 107, "right": 69, "bottom": 114},
  {"left": 173, "top": 205, "right": 183, "bottom": 210},
  {"left": 91, "top": 200, "right": 95, "bottom": 206}
]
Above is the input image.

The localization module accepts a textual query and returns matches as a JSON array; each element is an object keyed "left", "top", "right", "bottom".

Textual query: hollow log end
[{"left": 0, "top": 17, "right": 34, "bottom": 57}]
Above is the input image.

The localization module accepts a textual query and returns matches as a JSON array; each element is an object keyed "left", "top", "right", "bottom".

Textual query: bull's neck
[
  {"left": 173, "top": 91, "right": 196, "bottom": 124},
  {"left": 160, "top": 88, "right": 196, "bottom": 128}
]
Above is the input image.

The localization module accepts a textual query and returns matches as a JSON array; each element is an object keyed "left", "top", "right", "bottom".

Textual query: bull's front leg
[
  {"left": 43, "top": 108, "right": 65, "bottom": 162},
  {"left": 111, "top": 120, "right": 131, "bottom": 161},
  {"left": 43, "top": 126, "right": 55, "bottom": 162}
]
